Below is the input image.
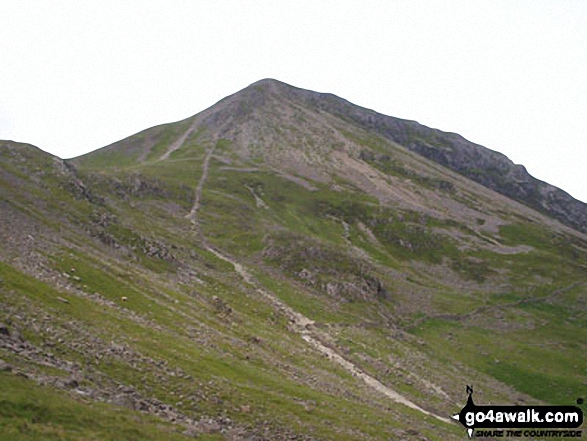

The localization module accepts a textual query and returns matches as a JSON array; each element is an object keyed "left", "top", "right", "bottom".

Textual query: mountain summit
[
  {"left": 75, "top": 79, "right": 587, "bottom": 234},
  {"left": 1, "top": 80, "right": 586, "bottom": 440}
]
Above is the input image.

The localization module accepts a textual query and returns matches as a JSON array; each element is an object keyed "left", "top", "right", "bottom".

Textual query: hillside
[{"left": 1, "top": 79, "right": 586, "bottom": 440}]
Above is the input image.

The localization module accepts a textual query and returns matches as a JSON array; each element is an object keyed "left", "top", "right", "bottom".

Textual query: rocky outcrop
[
  {"left": 72, "top": 78, "right": 587, "bottom": 233},
  {"left": 313, "top": 92, "right": 587, "bottom": 233},
  {"left": 255, "top": 79, "right": 587, "bottom": 233}
]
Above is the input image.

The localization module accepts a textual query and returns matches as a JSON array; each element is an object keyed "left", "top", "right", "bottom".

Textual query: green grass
[
  {"left": 488, "top": 363, "right": 582, "bottom": 405},
  {"left": 4, "top": 128, "right": 587, "bottom": 439},
  {"left": 0, "top": 254, "right": 450, "bottom": 439},
  {"left": 409, "top": 290, "right": 587, "bottom": 407},
  {"left": 74, "top": 119, "right": 198, "bottom": 170},
  {"left": 0, "top": 372, "right": 199, "bottom": 441}
]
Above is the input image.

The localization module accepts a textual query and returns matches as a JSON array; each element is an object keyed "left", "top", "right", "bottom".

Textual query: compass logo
[{"left": 451, "top": 386, "right": 583, "bottom": 438}]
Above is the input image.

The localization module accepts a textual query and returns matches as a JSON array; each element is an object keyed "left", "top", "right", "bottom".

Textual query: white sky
[{"left": 1, "top": 1, "right": 586, "bottom": 202}]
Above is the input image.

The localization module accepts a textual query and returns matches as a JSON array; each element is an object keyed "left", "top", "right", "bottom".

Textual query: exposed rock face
[
  {"left": 264, "top": 79, "right": 587, "bottom": 233},
  {"left": 3, "top": 79, "right": 587, "bottom": 440},
  {"left": 73, "top": 78, "right": 587, "bottom": 233}
]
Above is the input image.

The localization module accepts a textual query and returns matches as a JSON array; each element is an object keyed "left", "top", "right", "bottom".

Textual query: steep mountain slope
[
  {"left": 76, "top": 79, "right": 587, "bottom": 234},
  {"left": 1, "top": 80, "right": 586, "bottom": 440}
]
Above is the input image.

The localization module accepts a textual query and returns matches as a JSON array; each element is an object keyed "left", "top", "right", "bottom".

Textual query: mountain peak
[
  {"left": 248, "top": 78, "right": 284, "bottom": 87},
  {"left": 72, "top": 79, "right": 587, "bottom": 233},
  {"left": 241, "top": 78, "right": 296, "bottom": 97},
  {"left": 3, "top": 77, "right": 587, "bottom": 440}
]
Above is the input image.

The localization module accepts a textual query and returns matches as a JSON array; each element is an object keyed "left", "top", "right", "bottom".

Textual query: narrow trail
[
  {"left": 159, "top": 118, "right": 200, "bottom": 161},
  {"left": 244, "top": 184, "right": 268, "bottom": 209},
  {"left": 187, "top": 140, "right": 217, "bottom": 224},
  {"left": 187, "top": 146, "right": 452, "bottom": 425},
  {"left": 403, "top": 282, "right": 580, "bottom": 332},
  {"left": 205, "top": 246, "right": 451, "bottom": 424}
]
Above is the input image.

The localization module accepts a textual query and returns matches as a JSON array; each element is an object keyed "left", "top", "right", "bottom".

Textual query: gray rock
[{"left": 299, "top": 86, "right": 587, "bottom": 233}]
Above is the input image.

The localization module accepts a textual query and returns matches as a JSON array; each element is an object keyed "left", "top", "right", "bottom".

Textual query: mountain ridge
[
  {"left": 1, "top": 80, "right": 586, "bottom": 440},
  {"left": 73, "top": 78, "right": 587, "bottom": 234}
]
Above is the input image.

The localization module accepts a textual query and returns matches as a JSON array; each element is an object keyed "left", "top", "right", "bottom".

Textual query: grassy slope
[
  {"left": 1, "top": 117, "right": 586, "bottom": 440},
  {"left": 0, "top": 372, "right": 204, "bottom": 441},
  {"left": 199, "top": 154, "right": 587, "bottom": 406},
  {"left": 0, "top": 142, "right": 457, "bottom": 439}
]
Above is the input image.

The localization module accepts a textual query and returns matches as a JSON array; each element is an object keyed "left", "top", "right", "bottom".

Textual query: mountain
[
  {"left": 1, "top": 79, "right": 586, "bottom": 440},
  {"left": 75, "top": 79, "right": 587, "bottom": 234}
]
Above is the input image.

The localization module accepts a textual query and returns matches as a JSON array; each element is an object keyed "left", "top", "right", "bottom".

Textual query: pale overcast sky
[{"left": 1, "top": 1, "right": 586, "bottom": 202}]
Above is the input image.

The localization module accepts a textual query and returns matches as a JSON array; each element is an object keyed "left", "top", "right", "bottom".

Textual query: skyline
[{"left": 1, "top": 1, "right": 586, "bottom": 202}]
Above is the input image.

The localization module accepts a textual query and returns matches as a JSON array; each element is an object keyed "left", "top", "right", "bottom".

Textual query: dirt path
[
  {"left": 403, "top": 283, "right": 580, "bottom": 332},
  {"left": 159, "top": 118, "right": 200, "bottom": 161},
  {"left": 189, "top": 148, "right": 452, "bottom": 425},
  {"left": 187, "top": 141, "right": 217, "bottom": 224},
  {"left": 245, "top": 185, "right": 268, "bottom": 209},
  {"left": 205, "top": 244, "right": 451, "bottom": 424}
]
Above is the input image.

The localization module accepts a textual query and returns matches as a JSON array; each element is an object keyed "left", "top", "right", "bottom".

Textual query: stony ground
[{"left": 1, "top": 80, "right": 586, "bottom": 440}]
